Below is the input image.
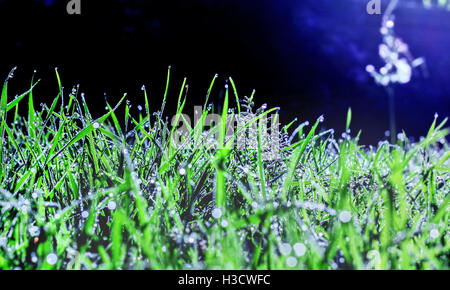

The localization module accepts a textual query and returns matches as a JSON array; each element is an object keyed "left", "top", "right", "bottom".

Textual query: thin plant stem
[{"left": 386, "top": 86, "right": 397, "bottom": 144}]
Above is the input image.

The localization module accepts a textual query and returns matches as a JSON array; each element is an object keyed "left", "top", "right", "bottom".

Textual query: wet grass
[{"left": 0, "top": 67, "right": 449, "bottom": 270}]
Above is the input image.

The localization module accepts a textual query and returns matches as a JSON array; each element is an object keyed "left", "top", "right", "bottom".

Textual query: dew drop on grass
[
  {"left": 430, "top": 229, "right": 439, "bottom": 239},
  {"left": 46, "top": 253, "right": 58, "bottom": 265},
  {"left": 81, "top": 211, "right": 89, "bottom": 219},
  {"left": 221, "top": 219, "right": 228, "bottom": 227},
  {"left": 179, "top": 168, "right": 186, "bottom": 176},
  {"left": 107, "top": 201, "right": 117, "bottom": 211},
  {"left": 293, "top": 243, "right": 306, "bottom": 257},
  {"left": 138, "top": 105, "right": 143, "bottom": 111},
  {"left": 280, "top": 243, "right": 292, "bottom": 256},
  {"left": 29, "top": 226, "right": 40, "bottom": 237},
  {"left": 339, "top": 211, "right": 352, "bottom": 223},
  {"left": 286, "top": 256, "right": 297, "bottom": 267},
  {"left": 212, "top": 208, "right": 222, "bottom": 219},
  {"left": 93, "top": 122, "right": 100, "bottom": 129}
]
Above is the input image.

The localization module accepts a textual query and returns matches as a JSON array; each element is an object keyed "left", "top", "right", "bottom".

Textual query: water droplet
[
  {"left": 29, "top": 226, "right": 40, "bottom": 237},
  {"left": 293, "top": 243, "right": 306, "bottom": 257},
  {"left": 212, "top": 208, "right": 222, "bottom": 219},
  {"left": 46, "top": 253, "right": 58, "bottom": 265},
  {"left": 81, "top": 211, "right": 89, "bottom": 219},
  {"left": 179, "top": 168, "right": 186, "bottom": 176},
  {"left": 430, "top": 229, "right": 439, "bottom": 239},
  {"left": 107, "top": 201, "right": 117, "bottom": 211},
  {"left": 93, "top": 122, "right": 100, "bottom": 129},
  {"left": 386, "top": 20, "right": 394, "bottom": 28},
  {"left": 339, "top": 211, "right": 352, "bottom": 223},
  {"left": 286, "top": 256, "right": 297, "bottom": 267},
  {"left": 280, "top": 243, "right": 292, "bottom": 256},
  {"left": 366, "top": 65, "right": 375, "bottom": 73}
]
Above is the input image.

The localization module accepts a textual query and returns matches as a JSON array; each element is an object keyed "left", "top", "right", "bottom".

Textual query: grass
[{"left": 0, "top": 67, "right": 449, "bottom": 270}]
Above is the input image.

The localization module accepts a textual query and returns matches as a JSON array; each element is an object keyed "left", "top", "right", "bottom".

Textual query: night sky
[{"left": 0, "top": 0, "right": 449, "bottom": 144}]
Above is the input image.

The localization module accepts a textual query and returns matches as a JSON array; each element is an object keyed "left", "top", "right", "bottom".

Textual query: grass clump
[{"left": 0, "top": 67, "right": 449, "bottom": 270}]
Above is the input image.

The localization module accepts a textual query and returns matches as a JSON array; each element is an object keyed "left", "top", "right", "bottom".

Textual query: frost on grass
[{"left": 0, "top": 71, "right": 449, "bottom": 270}]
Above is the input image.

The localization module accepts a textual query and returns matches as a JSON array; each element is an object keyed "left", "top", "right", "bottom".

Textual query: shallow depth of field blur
[{"left": 0, "top": 0, "right": 449, "bottom": 269}]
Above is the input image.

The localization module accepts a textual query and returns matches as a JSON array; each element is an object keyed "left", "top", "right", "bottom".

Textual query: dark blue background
[{"left": 0, "top": 0, "right": 449, "bottom": 144}]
